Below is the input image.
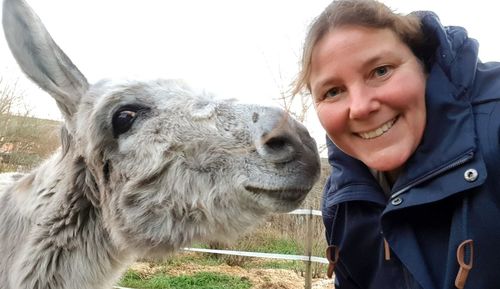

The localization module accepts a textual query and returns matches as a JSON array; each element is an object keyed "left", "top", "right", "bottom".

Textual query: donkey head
[{"left": 3, "top": 0, "right": 320, "bottom": 253}]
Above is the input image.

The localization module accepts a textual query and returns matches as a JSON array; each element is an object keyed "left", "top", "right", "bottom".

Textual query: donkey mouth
[{"left": 244, "top": 186, "right": 309, "bottom": 203}]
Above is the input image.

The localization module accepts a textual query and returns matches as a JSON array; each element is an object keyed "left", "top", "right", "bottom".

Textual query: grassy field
[
  {"left": 0, "top": 114, "right": 60, "bottom": 172},
  {"left": 118, "top": 249, "right": 326, "bottom": 289},
  {"left": 0, "top": 113, "right": 331, "bottom": 289},
  {"left": 120, "top": 270, "right": 252, "bottom": 289},
  {"left": 113, "top": 200, "right": 330, "bottom": 288}
]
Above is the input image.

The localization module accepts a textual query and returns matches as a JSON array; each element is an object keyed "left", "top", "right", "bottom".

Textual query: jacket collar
[{"left": 391, "top": 12, "right": 480, "bottom": 197}]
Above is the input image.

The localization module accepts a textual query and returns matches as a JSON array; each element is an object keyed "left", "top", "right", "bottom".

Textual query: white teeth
[{"left": 358, "top": 118, "right": 396, "bottom": 139}]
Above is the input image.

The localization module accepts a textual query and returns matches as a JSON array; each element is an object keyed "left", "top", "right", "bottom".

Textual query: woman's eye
[
  {"left": 373, "top": 65, "right": 391, "bottom": 77},
  {"left": 325, "top": 87, "right": 343, "bottom": 99}
]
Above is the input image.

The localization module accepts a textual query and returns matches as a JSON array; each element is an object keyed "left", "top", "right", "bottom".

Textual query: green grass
[
  {"left": 249, "top": 237, "right": 301, "bottom": 255},
  {"left": 119, "top": 271, "right": 252, "bottom": 289}
]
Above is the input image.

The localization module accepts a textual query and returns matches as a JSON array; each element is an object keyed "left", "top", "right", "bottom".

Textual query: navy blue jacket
[{"left": 322, "top": 11, "right": 500, "bottom": 289}]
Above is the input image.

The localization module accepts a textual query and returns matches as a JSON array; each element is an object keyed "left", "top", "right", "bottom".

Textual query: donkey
[{"left": 0, "top": 0, "right": 320, "bottom": 288}]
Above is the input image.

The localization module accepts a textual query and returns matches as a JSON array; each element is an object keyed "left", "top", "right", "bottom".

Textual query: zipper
[{"left": 390, "top": 151, "right": 474, "bottom": 200}]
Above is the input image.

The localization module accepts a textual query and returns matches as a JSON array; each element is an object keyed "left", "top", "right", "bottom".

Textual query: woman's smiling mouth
[{"left": 357, "top": 117, "right": 398, "bottom": 139}]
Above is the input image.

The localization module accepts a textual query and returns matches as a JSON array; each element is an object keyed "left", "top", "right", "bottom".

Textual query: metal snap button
[
  {"left": 391, "top": 197, "right": 403, "bottom": 206},
  {"left": 464, "top": 169, "right": 478, "bottom": 182}
]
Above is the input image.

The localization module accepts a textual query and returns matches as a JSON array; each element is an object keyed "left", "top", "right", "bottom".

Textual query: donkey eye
[{"left": 112, "top": 105, "right": 148, "bottom": 138}]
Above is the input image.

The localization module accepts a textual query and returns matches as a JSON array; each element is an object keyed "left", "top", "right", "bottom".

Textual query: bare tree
[
  {"left": 0, "top": 76, "right": 28, "bottom": 116},
  {"left": 0, "top": 77, "right": 16, "bottom": 115}
]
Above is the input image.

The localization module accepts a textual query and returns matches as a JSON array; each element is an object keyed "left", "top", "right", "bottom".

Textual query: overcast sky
[{"left": 1, "top": 0, "right": 499, "bottom": 148}]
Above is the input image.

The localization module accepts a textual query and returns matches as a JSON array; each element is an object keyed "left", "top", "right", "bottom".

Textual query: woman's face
[{"left": 310, "top": 25, "right": 426, "bottom": 173}]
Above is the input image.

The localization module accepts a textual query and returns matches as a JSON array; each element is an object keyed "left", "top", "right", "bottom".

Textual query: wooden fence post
[{"left": 304, "top": 207, "right": 313, "bottom": 289}]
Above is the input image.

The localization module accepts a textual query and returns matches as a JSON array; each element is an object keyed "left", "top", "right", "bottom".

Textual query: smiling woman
[{"left": 294, "top": 0, "right": 500, "bottom": 289}]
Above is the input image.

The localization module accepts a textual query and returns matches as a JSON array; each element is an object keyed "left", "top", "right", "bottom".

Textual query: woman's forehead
[
  {"left": 309, "top": 26, "right": 413, "bottom": 90},
  {"left": 315, "top": 27, "right": 403, "bottom": 63}
]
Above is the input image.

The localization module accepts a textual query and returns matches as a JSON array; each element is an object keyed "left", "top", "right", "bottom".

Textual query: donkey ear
[{"left": 2, "top": 0, "right": 89, "bottom": 119}]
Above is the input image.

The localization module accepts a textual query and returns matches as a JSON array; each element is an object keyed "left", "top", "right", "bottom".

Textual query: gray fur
[{"left": 0, "top": 0, "right": 320, "bottom": 288}]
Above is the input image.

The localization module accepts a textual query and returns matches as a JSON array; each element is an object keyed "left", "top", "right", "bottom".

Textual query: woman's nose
[{"left": 348, "top": 85, "right": 381, "bottom": 119}]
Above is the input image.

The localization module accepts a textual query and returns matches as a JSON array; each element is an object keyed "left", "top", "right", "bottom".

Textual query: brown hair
[{"left": 293, "top": 0, "right": 425, "bottom": 95}]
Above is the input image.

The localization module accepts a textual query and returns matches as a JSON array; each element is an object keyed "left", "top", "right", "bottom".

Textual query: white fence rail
[
  {"left": 288, "top": 208, "right": 323, "bottom": 217},
  {"left": 182, "top": 247, "right": 328, "bottom": 264}
]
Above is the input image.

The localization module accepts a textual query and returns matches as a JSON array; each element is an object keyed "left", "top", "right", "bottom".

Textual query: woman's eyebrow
[
  {"left": 312, "top": 75, "right": 340, "bottom": 96},
  {"left": 361, "top": 52, "right": 393, "bottom": 69}
]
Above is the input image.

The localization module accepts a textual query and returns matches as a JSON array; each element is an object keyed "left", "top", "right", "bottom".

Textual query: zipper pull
[
  {"left": 383, "top": 238, "right": 391, "bottom": 261},
  {"left": 326, "top": 245, "right": 339, "bottom": 278},
  {"left": 455, "top": 239, "right": 474, "bottom": 289}
]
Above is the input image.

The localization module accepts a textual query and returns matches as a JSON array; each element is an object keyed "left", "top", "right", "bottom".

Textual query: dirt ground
[{"left": 130, "top": 262, "right": 333, "bottom": 289}]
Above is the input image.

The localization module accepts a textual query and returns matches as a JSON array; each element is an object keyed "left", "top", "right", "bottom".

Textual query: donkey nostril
[{"left": 258, "top": 132, "right": 297, "bottom": 164}]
